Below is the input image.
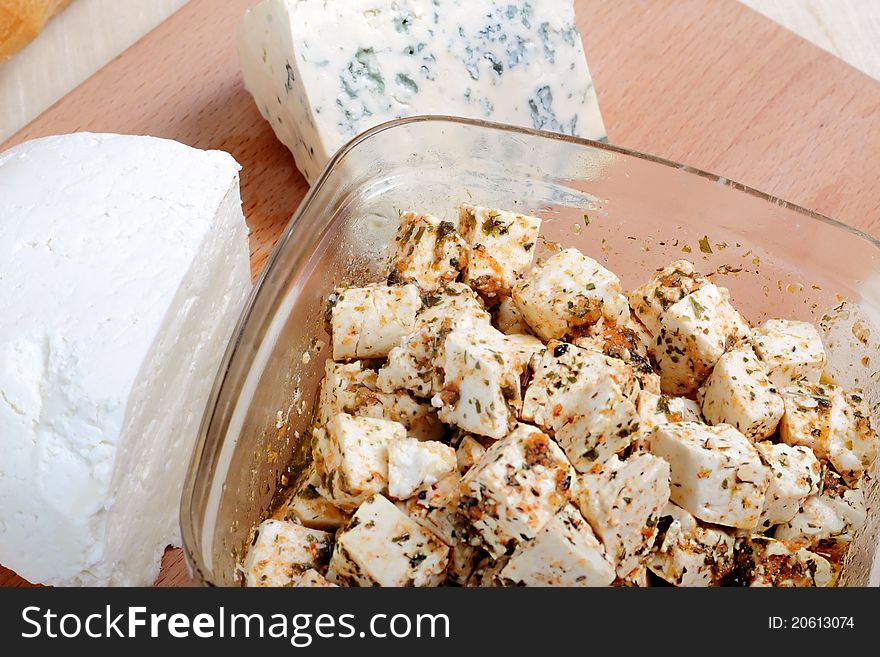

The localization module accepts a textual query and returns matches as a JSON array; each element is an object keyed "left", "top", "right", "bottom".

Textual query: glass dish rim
[{"left": 180, "top": 114, "right": 880, "bottom": 586}]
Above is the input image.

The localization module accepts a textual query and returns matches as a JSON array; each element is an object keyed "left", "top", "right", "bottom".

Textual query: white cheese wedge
[
  {"left": 0, "top": 133, "right": 251, "bottom": 586},
  {"left": 238, "top": 0, "right": 606, "bottom": 184}
]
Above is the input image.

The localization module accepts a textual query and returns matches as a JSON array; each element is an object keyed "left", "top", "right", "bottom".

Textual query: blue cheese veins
[{"left": 238, "top": 0, "right": 606, "bottom": 183}]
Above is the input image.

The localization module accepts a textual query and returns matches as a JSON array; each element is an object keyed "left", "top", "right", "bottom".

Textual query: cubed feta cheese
[
  {"left": 386, "top": 211, "right": 468, "bottom": 290},
  {"left": 522, "top": 342, "right": 640, "bottom": 469},
  {"left": 628, "top": 260, "right": 708, "bottom": 336},
  {"left": 698, "top": 340, "right": 784, "bottom": 440},
  {"left": 327, "top": 495, "right": 449, "bottom": 587},
  {"left": 774, "top": 467, "right": 867, "bottom": 547},
  {"left": 388, "top": 437, "right": 457, "bottom": 499},
  {"left": 456, "top": 435, "right": 488, "bottom": 474},
  {"left": 458, "top": 423, "right": 575, "bottom": 558},
  {"left": 779, "top": 382, "right": 879, "bottom": 484},
  {"left": 503, "top": 332, "right": 545, "bottom": 372},
  {"left": 330, "top": 283, "right": 421, "bottom": 359},
  {"left": 573, "top": 313, "right": 654, "bottom": 372},
  {"left": 413, "top": 468, "right": 461, "bottom": 510},
  {"left": 494, "top": 296, "right": 533, "bottom": 335},
  {"left": 316, "top": 359, "right": 377, "bottom": 426},
  {"left": 458, "top": 205, "right": 541, "bottom": 298},
  {"left": 633, "top": 390, "right": 703, "bottom": 452},
  {"left": 575, "top": 453, "right": 670, "bottom": 578},
  {"left": 312, "top": 413, "right": 404, "bottom": 510},
  {"left": 650, "top": 422, "right": 770, "bottom": 529},
  {"left": 726, "top": 537, "right": 833, "bottom": 587},
  {"left": 243, "top": 520, "right": 332, "bottom": 587},
  {"left": 402, "top": 472, "right": 479, "bottom": 584},
  {"left": 274, "top": 465, "right": 349, "bottom": 531},
  {"left": 651, "top": 283, "right": 752, "bottom": 394},
  {"left": 752, "top": 319, "right": 826, "bottom": 388},
  {"left": 403, "top": 494, "right": 458, "bottom": 547},
  {"left": 316, "top": 359, "right": 443, "bottom": 440},
  {"left": 404, "top": 474, "right": 480, "bottom": 586},
  {"left": 378, "top": 283, "right": 490, "bottom": 397},
  {"left": 499, "top": 504, "right": 615, "bottom": 586},
  {"left": 647, "top": 503, "right": 734, "bottom": 587},
  {"left": 755, "top": 441, "right": 821, "bottom": 529},
  {"left": 293, "top": 569, "right": 338, "bottom": 588},
  {"left": 511, "top": 248, "right": 630, "bottom": 341},
  {"left": 402, "top": 472, "right": 467, "bottom": 550},
  {"left": 431, "top": 323, "right": 524, "bottom": 440}
]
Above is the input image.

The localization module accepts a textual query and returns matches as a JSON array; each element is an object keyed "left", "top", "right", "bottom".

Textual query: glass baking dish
[{"left": 181, "top": 116, "right": 880, "bottom": 587}]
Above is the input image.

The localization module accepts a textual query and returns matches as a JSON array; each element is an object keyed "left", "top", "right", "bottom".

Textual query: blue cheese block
[{"left": 238, "top": 0, "right": 606, "bottom": 183}]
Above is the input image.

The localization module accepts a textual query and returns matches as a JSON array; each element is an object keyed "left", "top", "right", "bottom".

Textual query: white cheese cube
[
  {"left": 523, "top": 342, "right": 640, "bottom": 469},
  {"left": 316, "top": 359, "right": 443, "bottom": 440},
  {"left": 575, "top": 454, "right": 671, "bottom": 578},
  {"left": 243, "top": 520, "right": 333, "bottom": 587},
  {"left": 512, "top": 248, "right": 631, "bottom": 341},
  {"left": 728, "top": 537, "right": 833, "bottom": 587},
  {"left": 274, "top": 465, "right": 349, "bottom": 531},
  {"left": 499, "top": 504, "right": 615, "bottom": 587},
  {"left": 755, "top": 441, "right": 821, "bottom": 529},
  {"left": 238, "top": 0, "right": 606, "bottom": 185},
  {"left": 647, "top": 504, "right": 734, "bottom": 587},
  {"left": 327, "top": 494, "right": 449, "bottom": 587},
  {"left": 330, "top": 283, "right": 421, "bottom": 360},
  {"left": 458, "top": 205, "right": 541, "bottom": 298},
  {"left": 378, "top": 283, "right": 490, "bottom": 397},
  {"left": 402, "top": 469, "right": 480, "bottom": 586},
  {"left": 459, "top": 424, "right": 575, "bottom": 558},
  {"left": 774, "top": 468, "right": 867, "bottom": 547},
  {"left": 456, "top": 435, "right": 488, "bottom": 474},
  {"left": 386, "top": 211, "right": 468, "bottom": 290},
  {"left": 313, "top": 413, "right": 404, "bottom": 510},
  {"left": 413, "top": 469, "right": 461, "bottom": 510},
  {"left": 651, "top": 283, "right": 752, "bottom": 394},
  {"left": 752, "top": 319, "right": 826, "bottom": 388},
  {"left": 388, "top": 437, "right": 457, "bottom": 500},
  {"left": 633, "top": 390, "right": 703, "bottom": 452},
  {"left": 698, "top": 340, "right": 784, "bottom": 440},
  {"left": 294, "top": 569, "right": 338, "bottom": 588},
  {"left": 779, "top": 382, "right": 879, "bottom": 484},
  {"left": 494, "top": 296, "right": 533, "bottom": 335},
  {"left": 401, "top": 473, "right": 476, "bottom": 583},
  {"left": 628, "top": 260, "right": 708, "bottom": 336},
  {"left": 316, "top": 359, "right": 378, "bottom": 426},
  {"left": 503, "top": 333, "right": 545, "bottom": 372},
  {"left": 0, "top": 133, "right": 251, "bottom": 586},
  {"left": 357, "top": 391, "right": 445, "bottom": 442},
  {"left": 650, "top": 422, "right": 770, "bottom": 529},
  {"left": 573, "top": 313, "right": 654, "bottom": 371},
  {"left": 431, "top": 323, "right": 524, "bottom": 440}
]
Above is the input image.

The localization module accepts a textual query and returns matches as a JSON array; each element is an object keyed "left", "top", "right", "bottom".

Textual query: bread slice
[{"left": 0, "top": 0, "right": 71, "bottom": 62}]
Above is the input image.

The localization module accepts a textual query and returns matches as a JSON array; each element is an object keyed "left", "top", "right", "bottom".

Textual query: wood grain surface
[{"left": 2, "top": 0, "right": 879, "bottom": 587}]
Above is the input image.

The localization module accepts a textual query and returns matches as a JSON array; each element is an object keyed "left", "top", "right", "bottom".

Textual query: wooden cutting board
[{"left": 2, "top": 0, "right": 880, "bottom": 588}]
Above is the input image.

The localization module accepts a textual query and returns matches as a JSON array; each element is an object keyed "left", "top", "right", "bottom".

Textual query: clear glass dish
[{"left": 181, "top": 116, "right": 880, "bottom": 587}]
